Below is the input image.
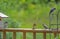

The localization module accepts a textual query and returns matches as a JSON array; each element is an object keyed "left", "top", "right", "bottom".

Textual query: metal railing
[{"left": 0, "top": 28, "right": 60, "bottom": 39}]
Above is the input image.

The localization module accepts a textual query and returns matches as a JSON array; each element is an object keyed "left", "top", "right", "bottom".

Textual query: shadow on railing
[{"left": 0, "top": 28, "right": 59, "bottom": 39}]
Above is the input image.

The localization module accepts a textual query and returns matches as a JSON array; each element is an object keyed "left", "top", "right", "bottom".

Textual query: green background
[{"left": 0, "top": 0, "right": 60, "bottom": 39}]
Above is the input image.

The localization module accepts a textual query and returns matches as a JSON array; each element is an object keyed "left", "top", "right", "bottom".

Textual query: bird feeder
[{"left": 0, "top": 12, "right": 8, "bottom": 29}]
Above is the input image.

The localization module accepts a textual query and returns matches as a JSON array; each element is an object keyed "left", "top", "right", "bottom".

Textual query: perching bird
[
  {"left": 42, "top": 24, "right": 59, "bottom": 30},
  {"left": 49, "top": 8, "right": 56, "bottom": 14},
  {"left": 4, "top": 22, "right": 8, "bottom": 28},
  {"left": 42, "top": 24, "right": 49, "bottom": 29}
]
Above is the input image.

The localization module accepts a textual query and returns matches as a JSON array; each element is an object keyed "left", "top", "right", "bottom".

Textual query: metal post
[
  {"left": 49, "top": 14, "right": 51, "bottom": 39},
  {"left": 56, "top": 10, "right": 59, "bottom": 39},
  {"left": 49, "top": 8, "right": 56, "bottom": 39}
]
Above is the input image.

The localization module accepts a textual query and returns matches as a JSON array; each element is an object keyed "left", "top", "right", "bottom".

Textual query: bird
[
  {"left": 42, "top": 23, "right": 59, "bottom": 30},
  {"left": 49, "top": 8, "right": 56, "bottom": 14},
  {"left": 42, "top": 24, "right": 49, "bottom": 29}
]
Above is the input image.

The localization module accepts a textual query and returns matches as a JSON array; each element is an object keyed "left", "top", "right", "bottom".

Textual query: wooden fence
[{"left": 0, "top": 28, "right": 59, "bottom": 39}]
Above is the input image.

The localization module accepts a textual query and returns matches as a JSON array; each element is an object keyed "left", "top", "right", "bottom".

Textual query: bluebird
[{"left": 49, "top": 8, "right": 56, "bottom": 14}]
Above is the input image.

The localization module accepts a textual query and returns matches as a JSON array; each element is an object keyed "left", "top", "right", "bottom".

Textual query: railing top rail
[{"left": 0, "top": 28, "right": 60, "bottom": 33}]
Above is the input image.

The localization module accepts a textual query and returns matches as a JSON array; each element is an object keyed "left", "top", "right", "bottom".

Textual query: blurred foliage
[
  {"left": 0, "top": 0, "right": 60, "bottom": 39},
  {"left": 0, "top": 0, "right": 60, "bottom": 28}
]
